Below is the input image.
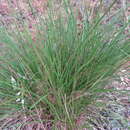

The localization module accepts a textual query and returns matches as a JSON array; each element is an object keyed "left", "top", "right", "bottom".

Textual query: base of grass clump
[{"left": 0, "top": 0, "right": 130, "bottom": 129}]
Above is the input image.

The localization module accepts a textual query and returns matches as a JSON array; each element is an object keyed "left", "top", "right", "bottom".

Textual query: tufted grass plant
[{"left": 0, "top": 0, "right": 130, "bottom": 129}]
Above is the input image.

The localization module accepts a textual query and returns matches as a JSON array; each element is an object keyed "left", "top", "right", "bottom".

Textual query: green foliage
[{"left": 0, "top": 2, "right": 129, "bottom": 128}]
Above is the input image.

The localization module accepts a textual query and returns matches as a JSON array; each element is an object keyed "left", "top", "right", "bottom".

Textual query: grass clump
[{"left": 0, "top": 1, "right": 129, "bottom": 129}]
